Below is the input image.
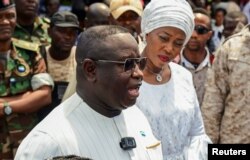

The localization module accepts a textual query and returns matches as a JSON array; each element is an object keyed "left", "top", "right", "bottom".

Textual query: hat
[
  {"left": 110, "top": 0, "right": 143, "bottom": 19},
  {"left": 0, "top": 0, "right": 15, "bottom": 11},
  {"left": 141, "top": 0, "right": 194, "bottom": 46},
  {"left": 51, "top": 11, "right": 81, "bottom": 29}
]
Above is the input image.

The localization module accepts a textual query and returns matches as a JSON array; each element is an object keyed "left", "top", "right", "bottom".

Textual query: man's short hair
[
  {"left": 214, "top": 7, "right": 227, "bottom": 16},
  {"left": 76, "top": 25, "right": 130, "bottom": 63},
  {"left": 193, "top": 7, "right": 212, "bottom": 29},
  {"left": 75, "top": 25, "right": 130, "bottom": 80},
  {"left": 193, "top": 7, "right": 211, "bottom": 18}
]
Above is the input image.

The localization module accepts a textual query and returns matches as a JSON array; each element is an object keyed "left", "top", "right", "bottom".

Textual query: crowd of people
[{"left": 0, "top": 0, "right": 249, "bottom": 160}]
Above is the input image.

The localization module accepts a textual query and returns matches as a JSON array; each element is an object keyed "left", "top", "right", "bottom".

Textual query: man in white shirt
[
  {"left": 62, "top": 0, "right": 145, "bottom": 101},
  {"left": 15, "top": 25, "right": 163, "bottom": 160},
  {"left": 180, "top": 8, "right": 213, "bottom": 106}
]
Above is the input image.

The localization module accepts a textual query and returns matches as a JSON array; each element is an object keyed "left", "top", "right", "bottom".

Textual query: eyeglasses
[
  {"left": 194, "top": 25, "right": 210, "bottom": 35},
  {"left": 94, "top": 57, "right": 147, "bottom": 72}
]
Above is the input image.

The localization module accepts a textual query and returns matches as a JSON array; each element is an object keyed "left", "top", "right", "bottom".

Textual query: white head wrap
[{"left": 141, "top": 0, "right": 195, "bottom": 45}]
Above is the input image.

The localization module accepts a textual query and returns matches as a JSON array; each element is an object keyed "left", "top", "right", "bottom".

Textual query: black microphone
[{"left": 120, "top": 137, "right": 137, "bottom": 150}]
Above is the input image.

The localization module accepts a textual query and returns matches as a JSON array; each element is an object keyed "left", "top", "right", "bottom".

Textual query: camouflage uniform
[
  {"left": 201, "top": 25, "right": 250, "bottom": 143},
  {"left": 0, "top": 38, "right": 42, "bottom": 159},
  {"left": 13, "top": 17, "right": 51, "bottom": 46}
]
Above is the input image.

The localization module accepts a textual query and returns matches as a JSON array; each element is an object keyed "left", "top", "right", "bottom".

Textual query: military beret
[{"left": 0, "top": 0, "right": 15, "bottom": 11}]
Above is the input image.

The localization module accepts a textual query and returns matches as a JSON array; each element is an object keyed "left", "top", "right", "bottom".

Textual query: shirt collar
[{"left": 180, "top": 47, "right": 211, "bottom": 71}]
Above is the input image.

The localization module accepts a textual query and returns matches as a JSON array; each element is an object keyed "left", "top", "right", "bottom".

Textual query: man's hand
[{"left": 35, "top": 59, "right": 47, "bottom": 73}]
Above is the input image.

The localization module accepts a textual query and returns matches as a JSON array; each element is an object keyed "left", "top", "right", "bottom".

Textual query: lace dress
[{"left": 136, "top": 62, "right": 211, "bottom": 160}]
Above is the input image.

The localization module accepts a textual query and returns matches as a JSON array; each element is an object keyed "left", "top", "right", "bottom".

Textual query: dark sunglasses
[
  {"left": 194, "top": 25, "right": 210, "bottom": 35},
  {"left": 94, "top": 57, "right": 147, "bottom": 72}
]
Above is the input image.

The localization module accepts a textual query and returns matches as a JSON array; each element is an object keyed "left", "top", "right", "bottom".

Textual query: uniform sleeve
[
  {"left": 187, "top": 90, "right": 212, "bottom": 160},
  {"left": 31, "top": 73, "right": 54, "bottom": 90},
  {"left": 201, "top": 42, "right": 230, "bottom": 143},
  {"left": 14, "top": 131, "right": 62, "bottom": 160}
]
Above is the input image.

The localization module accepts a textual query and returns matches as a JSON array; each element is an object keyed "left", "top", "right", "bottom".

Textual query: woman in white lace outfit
[{"left": 136, "top": 0, "right": 211, "bottom": 159}]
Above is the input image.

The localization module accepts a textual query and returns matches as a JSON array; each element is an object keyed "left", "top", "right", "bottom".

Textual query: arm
[
  {"left": 0, "top": 85, "right": 52, "bottom": 117},
  {"left": 0, "top": 71, "right": 54, "bottom": 117},
  {"left": 201, "top": 43, "right": 229, "bottom": 143}
]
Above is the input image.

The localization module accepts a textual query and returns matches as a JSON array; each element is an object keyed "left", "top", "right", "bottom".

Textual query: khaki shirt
[
  {"left": 180, "top": 47, "right": 211, "bottom": 106},
  {"left": 201, "top": 25, "right": 250, "bottom": 143}
]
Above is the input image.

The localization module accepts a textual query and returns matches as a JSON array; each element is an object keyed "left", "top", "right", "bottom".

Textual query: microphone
[{"left": 120, "top": 137, "right": 137, "bottom": 150}]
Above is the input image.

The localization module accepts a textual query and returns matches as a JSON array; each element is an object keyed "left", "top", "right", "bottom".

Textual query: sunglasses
[
  {"left": 194, "top": 25, "right": 210, "bottom": 35},
  {"left": 94, "top": 57, "right": 147, "bottom": 72}
]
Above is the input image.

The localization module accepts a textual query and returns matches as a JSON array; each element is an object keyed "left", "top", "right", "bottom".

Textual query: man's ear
[{"left": 81, "top": 58, "right": 97, "bottom": 82}]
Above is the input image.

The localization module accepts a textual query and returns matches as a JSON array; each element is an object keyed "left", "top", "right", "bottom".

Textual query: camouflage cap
[
  {"left": 0, "top": 0, "right": 15, "bottom": 11},
  {"left": 51, "top": 11, "right": 82, "bottom": 30}
]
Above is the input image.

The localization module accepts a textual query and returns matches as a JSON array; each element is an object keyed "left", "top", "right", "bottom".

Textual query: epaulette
[
  {"left": 41, "top": 17, "right": 50, "bottom": 24},
  {"left": 12, "top": 38, "right": 39, "bottom": 52}
]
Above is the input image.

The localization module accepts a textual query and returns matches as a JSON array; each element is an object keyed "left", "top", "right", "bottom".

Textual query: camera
[{"left": 120, "top": 137, "right": 136, "bottom": 150}]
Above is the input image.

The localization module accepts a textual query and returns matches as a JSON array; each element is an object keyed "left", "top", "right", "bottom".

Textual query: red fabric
[{"left": 210, "top": 54, "right": 215, "bottom": 64}]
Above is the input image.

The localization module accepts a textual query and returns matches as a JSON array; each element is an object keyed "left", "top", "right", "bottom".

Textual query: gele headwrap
[{"left": 141, "top": 0, "right": 194, "bottom": 45}]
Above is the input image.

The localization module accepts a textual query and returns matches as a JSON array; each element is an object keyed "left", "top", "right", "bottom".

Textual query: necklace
[{"left": 145, "top": 66, "right": 164, "bottom": 82}]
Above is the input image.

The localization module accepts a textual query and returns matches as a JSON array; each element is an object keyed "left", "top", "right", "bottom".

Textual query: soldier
[
  {"left": 0, "top": 0, "right": 54, "bottom": 159},
  {"left": 12, "top": 0, "right": 51, "bottom": 46},
  {"left": 201, "top": 24, "right": 250, "bottom": 143}
]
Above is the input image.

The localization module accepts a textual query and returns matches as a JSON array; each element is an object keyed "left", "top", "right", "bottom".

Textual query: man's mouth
[{"left": 127, "top": 83, "right": 142, "bottom": 98}]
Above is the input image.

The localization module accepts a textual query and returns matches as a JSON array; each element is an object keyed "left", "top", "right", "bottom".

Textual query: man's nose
[{"left": 132, "top": 64, "right": 144, "bottom": 79}]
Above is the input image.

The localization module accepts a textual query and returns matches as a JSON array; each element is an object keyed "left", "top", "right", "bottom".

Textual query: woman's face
[{"left": 144, "top": 26, "right": 186, "bottom": 68}]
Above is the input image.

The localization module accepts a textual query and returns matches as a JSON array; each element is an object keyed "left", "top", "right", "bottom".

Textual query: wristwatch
[{"left": 3, "top": 102, "right": 12, "bottom": 116}]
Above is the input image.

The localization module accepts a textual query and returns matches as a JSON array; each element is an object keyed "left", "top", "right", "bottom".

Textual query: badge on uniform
[{"left": 14, "top": 59, "right": 30, "bottom": 77}]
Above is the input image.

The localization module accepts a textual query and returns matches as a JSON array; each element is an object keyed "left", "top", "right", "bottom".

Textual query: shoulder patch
[{"left": 12, "top": 38, "right": 39, "bottom": 52}]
